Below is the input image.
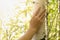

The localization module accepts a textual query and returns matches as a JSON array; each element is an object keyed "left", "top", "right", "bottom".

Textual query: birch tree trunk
[{"left": 32, "top": 0, "right": 46, "bottom": 40}]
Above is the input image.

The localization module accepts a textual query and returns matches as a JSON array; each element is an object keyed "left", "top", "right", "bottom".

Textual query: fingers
[
  {"left": 38, "top": 9, "right": 46, "bottom": 20},
  {"left": 39, "top": 15, "right": 45, "bottom": 22},
  {"left": 39, "top": 16, "right": 45, "bottom": 25},
  {"left": 33, "top": 6, "right": 41, "bottom": 17},
  {"left": 40, "top": 9, "right": 46, "bottom": 19},
  {"left": 32, "top": 6, "right": 46, "bottom": 21},
  {"left": 38, "top": 9, "right": 46, "bottom": 17}
]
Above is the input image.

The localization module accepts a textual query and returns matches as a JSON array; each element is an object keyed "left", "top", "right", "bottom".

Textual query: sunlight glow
[{"left": 0, "top": 0, "right": 27, "bottom": 30}]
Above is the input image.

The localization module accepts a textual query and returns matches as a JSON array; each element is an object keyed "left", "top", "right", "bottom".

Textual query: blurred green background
[{"left": 0, "top": 0, "right": 59, "bottom": 40}]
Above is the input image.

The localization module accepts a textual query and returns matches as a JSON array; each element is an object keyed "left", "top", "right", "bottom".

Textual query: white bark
[{"left": 32, "top": 0, "right": 46, "bottom": 40}]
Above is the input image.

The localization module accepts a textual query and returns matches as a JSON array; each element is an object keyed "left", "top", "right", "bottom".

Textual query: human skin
[{"left": 19, "top": 5, "right": 46, "bottom": 40}]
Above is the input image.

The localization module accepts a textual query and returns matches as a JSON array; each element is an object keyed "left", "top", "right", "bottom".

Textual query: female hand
[{"left": 29, "top": 6, "right": 46, "bottom": 32}]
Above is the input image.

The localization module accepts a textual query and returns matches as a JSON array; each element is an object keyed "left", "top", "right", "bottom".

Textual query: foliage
[
  {"left": 47, "top": 0, "right": 59, "bottom": 40},
  {"left": 0, "top": 0, "right": 33, "bottom": 40},
  {"left": 0, "top": 0, "right": 59, "bottom": 40}
]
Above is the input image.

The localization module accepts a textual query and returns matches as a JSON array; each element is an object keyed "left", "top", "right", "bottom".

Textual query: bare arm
[
  {"left": 19, "top": 5, "right": 46, "bottom": 40},
  {"left": 19, "top": 28, "right": 36, "bottom": 40}
]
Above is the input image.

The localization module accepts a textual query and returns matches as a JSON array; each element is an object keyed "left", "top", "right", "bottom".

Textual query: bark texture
[{"left": 32, "top": 0, "right": 46, "bottom": 40}]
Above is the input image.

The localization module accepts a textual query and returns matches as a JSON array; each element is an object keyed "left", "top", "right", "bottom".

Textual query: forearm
[
  {"left": 19, "top": 28, "right": 36, "bottom": 40},
  {"left": 19, "top": 6, "right": 45, "bottom": 40}
]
